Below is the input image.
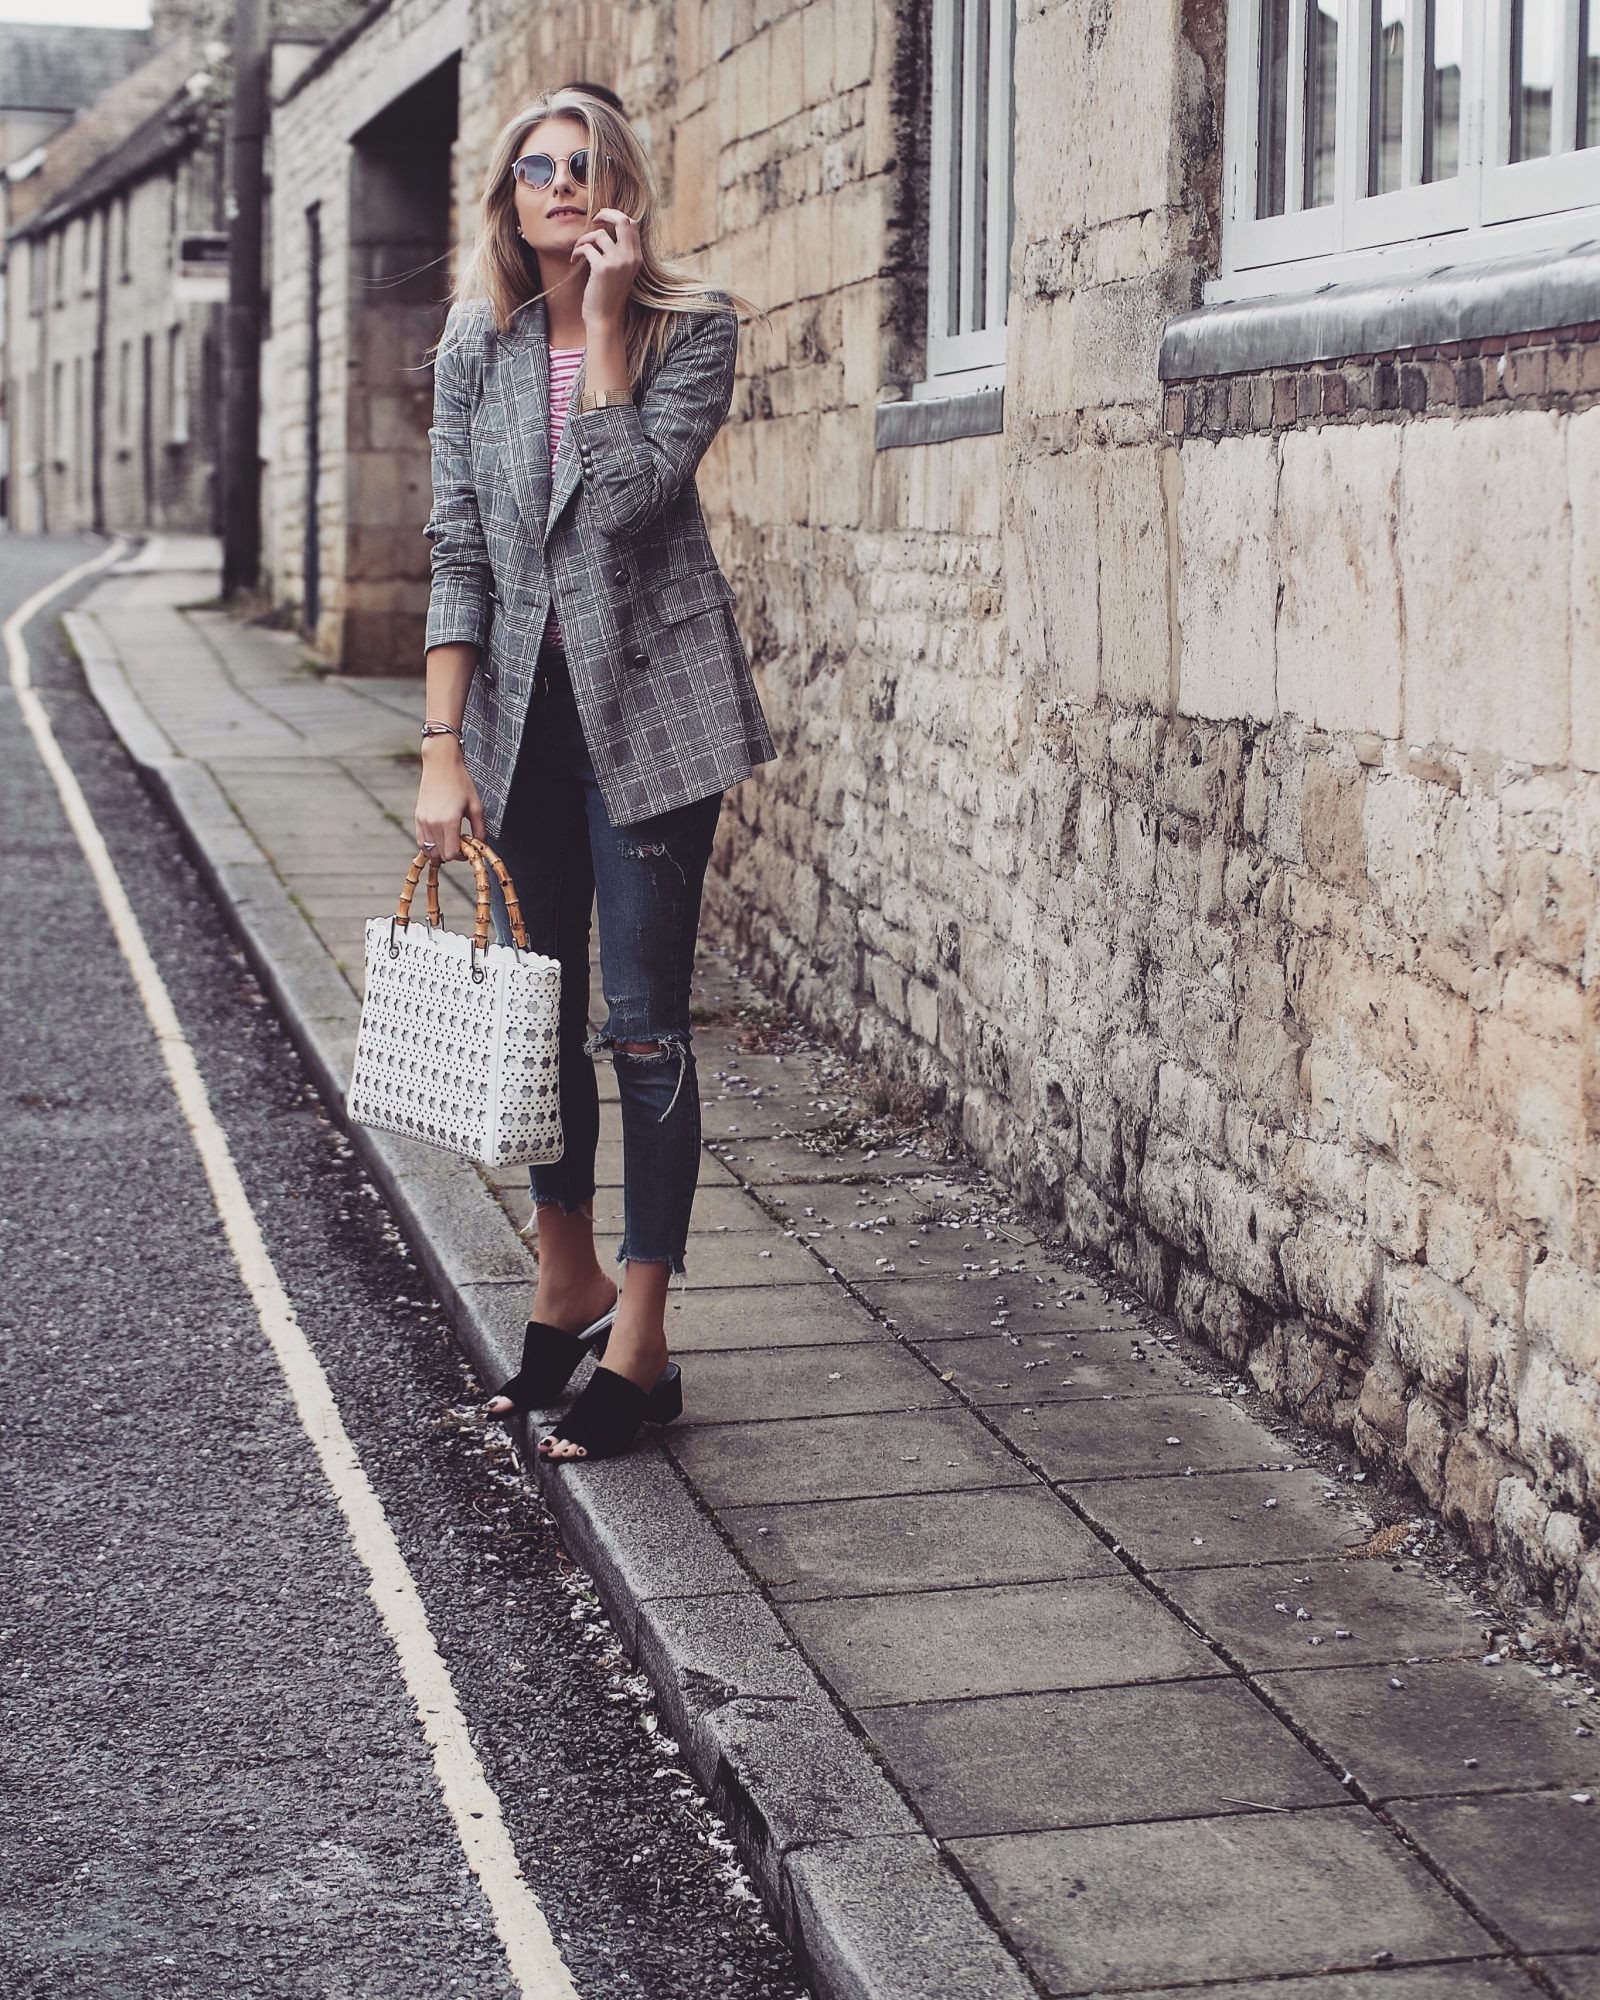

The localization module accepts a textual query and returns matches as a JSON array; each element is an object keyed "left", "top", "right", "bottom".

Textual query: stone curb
[{"left": 65, "top": 597, "right": 1037, "bottom": 2000}]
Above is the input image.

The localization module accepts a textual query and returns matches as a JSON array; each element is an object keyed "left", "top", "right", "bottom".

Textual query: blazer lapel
[
  {"left": 495, "top": 292, "right": 590, "bottom": 547},
  {"left": 498, "top": 295, "right": 553, "bottom": 555},
  {"left": 545, "top": 346, "right": 587, "bottom": 543}
]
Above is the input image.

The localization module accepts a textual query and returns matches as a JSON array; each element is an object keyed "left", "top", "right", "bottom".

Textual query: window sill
[
  {"left": 1161, "top": 237, "right": 1600, "bottom": 380},
  {"left": 875, "top": 386, "right": 1004, "bottom": 449}
]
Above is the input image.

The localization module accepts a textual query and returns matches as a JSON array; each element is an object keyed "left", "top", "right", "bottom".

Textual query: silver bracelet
[{"left": 420, "top": 720, "right": 462, "bottom": 740}]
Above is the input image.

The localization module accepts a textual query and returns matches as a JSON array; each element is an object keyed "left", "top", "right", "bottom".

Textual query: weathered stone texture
[{"left": 675, "top": 0, "right": 1600, "bottom": 1658}]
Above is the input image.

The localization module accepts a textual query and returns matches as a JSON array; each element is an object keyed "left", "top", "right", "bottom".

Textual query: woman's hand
[
  {"left": 415, "top": 738, "right": 486, "bottom": 864},
  {"left": 573, "top": 208, "right": 642, "bottom": 327}
]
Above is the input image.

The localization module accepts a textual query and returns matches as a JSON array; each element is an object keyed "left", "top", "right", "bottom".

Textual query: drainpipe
[
  {"left": 221, "top": 0, "right": 266, "bottom": 595},
  {"left": 92, "top": 201, "right": 109, "bottom": 534}
]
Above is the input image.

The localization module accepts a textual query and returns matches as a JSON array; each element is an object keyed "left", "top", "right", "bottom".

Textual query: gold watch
[{"left": 577, "top": 387, "right": 633, "bottom": 412}]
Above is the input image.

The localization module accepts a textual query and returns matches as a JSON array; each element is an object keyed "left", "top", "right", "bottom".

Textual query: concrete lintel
[{"left": 874, "top": 388, "right": 1004, "bottom": 449}]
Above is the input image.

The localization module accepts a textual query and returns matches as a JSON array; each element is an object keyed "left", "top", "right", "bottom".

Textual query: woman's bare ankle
[{"left": 529, "top": 1267, "right": 618, "bottom": 1329}]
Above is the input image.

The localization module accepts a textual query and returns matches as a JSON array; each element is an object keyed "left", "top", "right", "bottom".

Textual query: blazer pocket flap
[{"left": 651, "top": 566, "right": 735, "bottom": 625}]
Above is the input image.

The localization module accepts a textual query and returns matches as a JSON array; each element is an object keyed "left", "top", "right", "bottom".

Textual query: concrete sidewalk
[{"left": 69, "top": 537, "right": 1600, "bottom": 2000}]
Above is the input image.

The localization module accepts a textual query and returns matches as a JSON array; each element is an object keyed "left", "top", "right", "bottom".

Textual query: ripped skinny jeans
[{"left": 485, "top": 636, "right": 723, "bottom": 1277}]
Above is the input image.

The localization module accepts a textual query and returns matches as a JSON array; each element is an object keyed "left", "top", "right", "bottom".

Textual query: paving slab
[
  {"left": 1074, "top": 1466, "right": 1366, "bottom": 1569},
  {"left": 864, "top": 1676, "right": 1349, "bottom": 1836},
  {"left": 661, "top": 1227, "right": 831, "bottom": 1287},
  {"left": 756, "top": 1197, "right": 1050, "bottom": 1283},
  {"left": 662, "top": 1286, "right": 883, "bottom": 1351},
  {"left": 787, "top": 1575, "right": 1223, "bottom": 1707},
  {"left": 913, "top": 1331, "right": 1201, "bottom": 1403},
  {"left": 1106, "top": 1966, "right": 1542, "bottom": 1998},
  {"left": 706, "top": 1130, "right": 917, "bottom": 1180},
  {"left": 1547, "top": 1955, "right": 1600, "bottom": 2000},
  {"left": 1389, "top": 1791, "right": 1600, "bottom": 1954},
  {"left": 1258, "top": 1657, "right": 1600, "bottom": 1802},
  {"left": 664, "top": 1405, "right": 1034, "bottom": 1508},
  {"left": 682, "top": 1185, "right": 786, "bottom": 1230},
  {"left": 721, "top": 1484, "right": 1117, "bottom": 1601},
  {"left": 986, "top": 1392, "right": 1270, "bottom": 1481},
  {"left": 951, "top": 1807, "right": 1497, "bottom": 1995},
  {"left": 675, "top": 1340, "right": 951, "bottom": 1426},
  {"left": 853, "top": 1276, "right": 1126, "bottom": 1339},
  {"left": 1154, "top": 1558, "right": 1487, "bottom": 1669}
]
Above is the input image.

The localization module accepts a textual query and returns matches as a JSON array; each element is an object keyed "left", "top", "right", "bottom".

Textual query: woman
[{"left": 414, "top": 87, "right": 776, "bottom": 1462}]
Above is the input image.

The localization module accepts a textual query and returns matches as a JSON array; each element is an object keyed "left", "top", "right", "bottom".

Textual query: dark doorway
[{"left": 342, "top": 56, "right": 459, "bottom": 674}]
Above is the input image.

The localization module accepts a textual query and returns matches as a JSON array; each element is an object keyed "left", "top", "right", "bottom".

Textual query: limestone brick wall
[
  {"left": 640, "top": 0, "right": 1600, "bottom": 1654},
  {"left": 7, "top": 157, "right": 220, "bottom": 536}
]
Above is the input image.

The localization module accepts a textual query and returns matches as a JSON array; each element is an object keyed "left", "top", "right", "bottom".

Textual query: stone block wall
[
  {"left": 267, "top": 0, "right": 455, "bottom": 663},
  {"left": 628, "top": 0, "right": 1600, "bottom": 1653},
  {"left": 7, "top": 155, "right": 222, "bottom": 537}
]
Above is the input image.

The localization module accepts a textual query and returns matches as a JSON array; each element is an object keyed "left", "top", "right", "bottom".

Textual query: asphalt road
[{"left": 0, "top": 534, "right": 809, "bottom": 2000}]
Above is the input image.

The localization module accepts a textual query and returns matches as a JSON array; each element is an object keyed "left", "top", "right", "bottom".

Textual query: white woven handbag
[{"left": 347, "top": 837, "right": 564, "bottom": 1168}]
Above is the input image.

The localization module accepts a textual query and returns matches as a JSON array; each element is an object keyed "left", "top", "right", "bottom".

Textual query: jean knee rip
[{"left": 583, "top": 1026, "right": 693, "bottom": 1122}]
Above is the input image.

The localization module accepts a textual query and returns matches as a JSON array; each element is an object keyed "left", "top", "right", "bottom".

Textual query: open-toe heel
[
  {"left": 485, "top": 1298, "right": 619, "bottom": 1414},
  {"left": 538, "top": 1361, "right": 684, "bottom": 1462}
]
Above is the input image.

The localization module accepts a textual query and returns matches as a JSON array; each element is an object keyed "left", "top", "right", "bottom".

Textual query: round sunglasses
[{"left": 512, "top": 149, "right": 596, "bottom": 190}]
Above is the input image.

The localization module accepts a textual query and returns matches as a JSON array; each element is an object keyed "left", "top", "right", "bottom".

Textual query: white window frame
[
  {"left": 1216, "top": 0, "right": 1600, "bottom": 298},
  {"left": 920, "top": 0, "right": 1015, "bottom": 396}
]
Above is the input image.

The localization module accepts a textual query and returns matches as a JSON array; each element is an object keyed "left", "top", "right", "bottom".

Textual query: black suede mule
[
  {"left": 536, "top": 1361, "right": 683, "bottom": 1461},
  {"left": 484, "top": 1298, "right": 619, "bottom": 1415}
]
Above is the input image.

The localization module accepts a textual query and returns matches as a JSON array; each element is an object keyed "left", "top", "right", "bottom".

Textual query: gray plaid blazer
[{"left": 422, "top": 291, "right": 777, "bottom": 835}]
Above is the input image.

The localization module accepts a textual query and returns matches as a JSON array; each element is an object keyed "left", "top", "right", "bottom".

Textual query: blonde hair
[{"left": 438, "top": 87, "right": 760, "bottom": 383}]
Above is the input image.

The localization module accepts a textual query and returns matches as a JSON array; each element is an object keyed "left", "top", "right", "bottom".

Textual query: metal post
[{"left": 221, "top": 0, "right": 266, "bottom": 596}]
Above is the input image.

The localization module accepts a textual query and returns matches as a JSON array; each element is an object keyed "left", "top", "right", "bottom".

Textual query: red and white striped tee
[{"left": 543, "top": 346, "right": 585, "bottom": 650}]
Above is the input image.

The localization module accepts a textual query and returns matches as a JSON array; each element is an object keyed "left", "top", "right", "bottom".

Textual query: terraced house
[{"left": 264, "top": 0, "right": 1600, "bottom": 1657}]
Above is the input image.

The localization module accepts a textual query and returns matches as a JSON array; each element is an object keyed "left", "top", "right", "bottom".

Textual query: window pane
[
  {"left": 970, "top": 0, "right": 990, "bottom": 333},
  {"left": 1510, "top": 0, "right": 1558, "bottom": 160},
  {"left": 1424, "top": 0, "right": 1463, "bottom": 179},
  {"left": 1257, "top": 0, "right": 1292, "bottom": 215},
  {"left": 1368, "top": 0, "right": 1405, "bottom": 193},
  {"left": 1304, "top": 0, "right": 1340, "bottom": 205},
  {"left": 1581, "top": 0, "right": 1598, "bottom": 148},
  {"left": 946, "top": 1, "right": 964, "bottom": 334}
]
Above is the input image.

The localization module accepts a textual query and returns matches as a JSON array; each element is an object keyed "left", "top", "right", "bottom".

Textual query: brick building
[
  {"left": 262, "top": 0, "right": 1600, "bottom": 1657},
  {"left": 2, "top": 0, "right": 361, "bottom": 538},
  {"left": 0, "top": 16, "right": 159, "bottom": 522}
]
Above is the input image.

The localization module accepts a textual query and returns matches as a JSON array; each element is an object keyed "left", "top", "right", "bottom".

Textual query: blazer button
[
  {"left": 612, "top": 565, "right": 628, "bottom": 584},
  {"left": 629, "top": 648, "right": 648, "bottom": 668}
]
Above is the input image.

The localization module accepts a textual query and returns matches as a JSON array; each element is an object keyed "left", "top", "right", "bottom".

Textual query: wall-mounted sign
[{"left": 174, "top": 230, "right": 229, "bottom": 304}]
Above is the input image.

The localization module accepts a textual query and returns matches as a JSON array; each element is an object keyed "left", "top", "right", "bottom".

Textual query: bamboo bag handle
[{"left": 390, "top": 838, "right": 532, "bottom": 977}]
